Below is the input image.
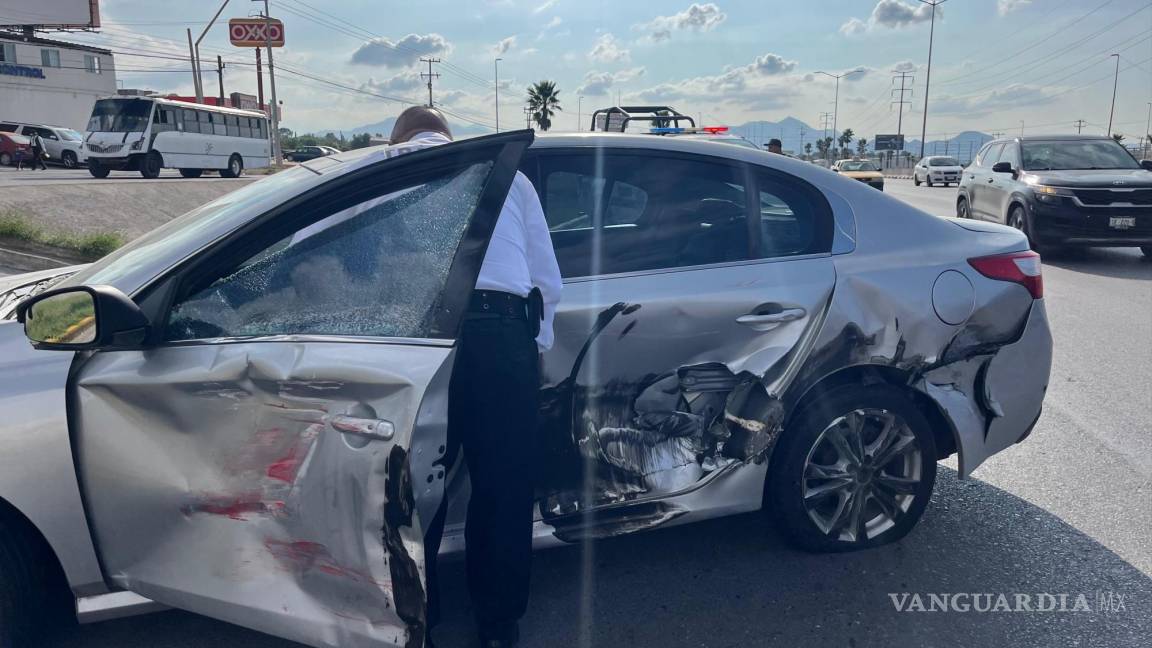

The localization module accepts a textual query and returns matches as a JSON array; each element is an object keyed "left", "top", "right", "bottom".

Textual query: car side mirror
[
  {"left": 17, "top": 285, "right": 150, "bottom": 351},
  {"left": 992, "top": 161, "right": 1015, "bottom": 174},
  {"left": 1140, "top": 159, "right": 1152, "bottom": 172}
]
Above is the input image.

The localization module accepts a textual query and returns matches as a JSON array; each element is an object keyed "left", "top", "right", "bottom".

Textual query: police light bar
[{"left": 649, "top": 126, "right": 730, "bottom": 135}]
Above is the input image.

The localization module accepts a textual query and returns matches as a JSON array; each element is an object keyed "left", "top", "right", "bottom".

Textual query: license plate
[{"left": 1109, "top": 217, "right": 1136, "bottom": 229}]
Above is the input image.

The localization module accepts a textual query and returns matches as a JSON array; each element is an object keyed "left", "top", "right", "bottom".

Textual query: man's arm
[{"left": 519, "top": 174, "right": 562, "bottom": 351}]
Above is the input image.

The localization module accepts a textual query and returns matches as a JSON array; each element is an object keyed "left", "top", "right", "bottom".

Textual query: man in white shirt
[{"left": 389, "top": 107, "right": 561, "bottom": 648}]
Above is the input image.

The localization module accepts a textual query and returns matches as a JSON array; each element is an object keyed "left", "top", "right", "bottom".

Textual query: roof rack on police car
[{"left": 588, "top": 106, "right": 696, "bottom": 132}]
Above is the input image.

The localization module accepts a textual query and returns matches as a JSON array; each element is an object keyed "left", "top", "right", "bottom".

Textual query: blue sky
[{"left": 72, "top": 0, "right": 1152, "bottom": 139}]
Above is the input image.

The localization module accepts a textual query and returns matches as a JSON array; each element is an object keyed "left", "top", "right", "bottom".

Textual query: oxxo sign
[{"left": 228, "top": 18, "right": 285, "bottom": 47}]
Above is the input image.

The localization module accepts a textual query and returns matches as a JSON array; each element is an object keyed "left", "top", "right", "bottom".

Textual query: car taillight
[{"left": 968, "top": 251, "right": 1043, "bottom": 299}]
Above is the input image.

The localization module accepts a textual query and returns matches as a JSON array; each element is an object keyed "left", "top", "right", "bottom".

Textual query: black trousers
[
  {"left": 424, "top": 305, "right": 539, "bottom": 640},
  {"left": 29, "top": 147, "right": 47, "bottom": 170}
]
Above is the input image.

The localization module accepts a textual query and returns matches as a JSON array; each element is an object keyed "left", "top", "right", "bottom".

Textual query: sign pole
[
  {"left": 263, "top": 0, "right": 281, "bottom": 164},
  {"left": 256, "top": 47, "right": 264, "bottom": 109}
]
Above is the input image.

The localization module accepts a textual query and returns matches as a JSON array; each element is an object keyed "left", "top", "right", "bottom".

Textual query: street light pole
[
  {"left": 577, "top": 94, "right": 583, "bottom": 131},
  {"left": 1144, "top": 102, "right": 1151, "bottom": 159},
  {"left": 257, "top": 0, "right": 281, "bottom": 164},
  {"left": 917, "top": 0, "right": 947, "bottom": 160},
  {"left": 815, "top": 68, "right": 864, "bottom": 157},
  {"left": 194, "top": 0, "right": 232, "bottom": 104},
  {"left": 494, "top": 57, "right": 502, "bottom": 133},
  {"left": 1107, "top": 53, "right": 1120, "bottom": 136}
]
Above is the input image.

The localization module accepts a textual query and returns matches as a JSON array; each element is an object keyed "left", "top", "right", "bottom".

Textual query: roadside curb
[{"left": 0, "top": 238, "right": 88, "bottom": 273}]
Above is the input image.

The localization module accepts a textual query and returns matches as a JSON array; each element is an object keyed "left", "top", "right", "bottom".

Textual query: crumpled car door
[{"left": 68, "top": 131, "right": 533, "bottom": 648}]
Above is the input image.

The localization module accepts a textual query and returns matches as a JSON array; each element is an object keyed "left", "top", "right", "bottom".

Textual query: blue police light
[{"left": 650, "top": 127, "right": 685, "bottom": 134}]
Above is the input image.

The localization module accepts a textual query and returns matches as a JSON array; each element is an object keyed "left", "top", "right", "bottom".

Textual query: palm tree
[
  {"left": 804, "top": 142, "right": 813, "bottom": 159},
  {"left": 1112, "top": 133, "right": 1125, "bottom": 143},
  {"left": 527, "top": 80, "right": 562, "bottom": 131},
  {"left": 837, "top": 128, "right": 855, "bottom": 159},
  {"left": 856, "top": 137, "right": 868, "bottom": 157}
]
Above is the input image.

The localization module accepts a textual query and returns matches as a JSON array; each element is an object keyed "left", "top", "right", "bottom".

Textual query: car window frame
[
  {"left": 522, "top": 147, "right": 835, "bottom": 284},
  {"left": 132, "top": 132, "right": 533, "bottom": 348},
  {"left": 981, "top": 143, "right": 1006, "bottom": 168}
]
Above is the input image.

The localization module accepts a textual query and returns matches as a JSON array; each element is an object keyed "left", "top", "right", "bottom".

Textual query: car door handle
[
  {"left": 986, "top": 178, "right": 995, "bottom": 183},
  {"left": 329, "top": 415, "right": 395, "bottom": 441},
  {"left": 737, "top": 307, "right": 806, "bottom": 329}
]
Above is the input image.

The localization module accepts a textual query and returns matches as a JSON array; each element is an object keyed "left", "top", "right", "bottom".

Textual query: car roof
[{"left": 991, "top": 134, "right": 1114, "bottom": 143}]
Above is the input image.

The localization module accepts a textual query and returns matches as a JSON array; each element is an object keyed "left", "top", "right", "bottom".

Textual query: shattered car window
[{"left": 164, "top": 162, "right": 492, "bottom": 341}]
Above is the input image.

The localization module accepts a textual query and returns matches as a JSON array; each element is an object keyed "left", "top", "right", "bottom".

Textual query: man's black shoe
[{"left": 479, "top": 623, "right": 519, "bottom": 647}]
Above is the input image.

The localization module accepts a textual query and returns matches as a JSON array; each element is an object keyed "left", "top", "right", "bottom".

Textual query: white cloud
[
  {"left": 577, "top": 67, "right": 646, "bottom": 96},
  {"left": 534, "top": 0, "right": 559, "bottom": 13},
  {"left": 998, "top": 0, "right": 1031, "bottom": 15},
  {"left": 749, "top": 53, "right": 797, "bottom": 76},
  {"left": 635, "top": 3, "right": 727, "bottom": 42},
  {"left": 493, "top": 36, "right": 516, "bottom": 56},
  {"left": 933, "top": 84, "right": 1055, "bottom": 115},
  {"left": 543, "top": 16, "right": 563, "bottom": 30},
  {"left": 588, "top": 34, "right": 630, "bottom": 63},
  {"left": 361, "top": 72, "right": 423, "bottom": 95},
  {"left": 892, "top": 60, "right": 916, "bottom": 72},
  {"left": 840, "top": 0, "right": 936, "bottom": 34},
  {"left": 350, "top": 33, "right": 451, "bottom": 68}
]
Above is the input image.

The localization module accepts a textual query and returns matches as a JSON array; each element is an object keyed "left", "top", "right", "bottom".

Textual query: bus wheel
[
  {"left": 220, "top": 154, "right": 243, "bottom": 178},
  {"left": 88, "top": 160, "right": 110, "bottom": 178},
  {"left": 179, "top": 168, "right": 203, "bottom": 178},
  {"left": 139, "top": 152, "right": 163, "bottom": 179}
]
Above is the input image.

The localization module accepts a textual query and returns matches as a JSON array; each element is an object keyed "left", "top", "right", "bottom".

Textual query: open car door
[{"left": 68, "top": 131, "right": 533, "bottom": 648}]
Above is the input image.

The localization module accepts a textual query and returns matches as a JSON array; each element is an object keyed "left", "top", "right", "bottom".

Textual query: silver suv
[{"left": 0, "top": 122, "right": 87, "bottom": 168}]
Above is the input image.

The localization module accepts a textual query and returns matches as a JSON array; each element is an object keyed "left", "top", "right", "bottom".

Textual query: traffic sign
[
  {"left": 229, "top": 18, "right": 285, "bottom": 47},
  {"left": 875, "top": 134, "right": 905, "bottom": 151}
]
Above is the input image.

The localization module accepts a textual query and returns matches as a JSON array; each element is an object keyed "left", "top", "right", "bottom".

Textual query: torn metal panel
[{"left": 72, "top": 341, "right": 453, "bottom": 648}]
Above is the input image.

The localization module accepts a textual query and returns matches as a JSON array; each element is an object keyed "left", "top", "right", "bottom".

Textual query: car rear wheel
[
  {"left": 926, "top": 176, "right": 934, "bottom": 187},
  {"left": 913, "top": 173, "right": 921, "bottom": 186},
  {"left": 139, "top": 151, "right": 162, "bottom": 179},
  {"left": 0, "top": 514, "right": 73, "bottom": 647},
  {"left": 0, "top": 152, "right": 10, "bottom": 166},
  {"left": 62, "top": 150, "right": 78, "bottom": 169},
  {"left": 179, "top": 168, "right": 204, "bottom": 178},
  {"left": 767, "top": 384, "right": 937, "bottom": 552},
  {"left": 88, "top": 160, "right": 110, "bottom": 178},
  {"left": 220, "top": 154, "right": 243, "bottom": 178}
]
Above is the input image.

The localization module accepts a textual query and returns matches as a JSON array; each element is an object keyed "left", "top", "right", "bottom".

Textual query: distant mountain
[
  {"left": 306, "top": 116, "right": 493, "bottom": 140},
  {"left": 727, "top": 119, "right": 992, "bottom": 161}
]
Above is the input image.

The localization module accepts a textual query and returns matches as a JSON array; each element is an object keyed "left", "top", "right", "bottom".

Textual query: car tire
[
  {"left": 87, "top": 160, "right": 110, "bottom": 178},
  {"left": 179, "top": 168, "right": 204, "bottom": 178},
  {"left": 62, "top": 151, "right": 78, "bottom": 169},
  {"left": 767, "top": 384, "right": 937, "bottom": 553},
  {"left": 956, "top": 196, "right": 971, "bottom": 219},
  {"left": 926, "top": 177, "right": 934, "bottom": 187},
  {"left": 0, "top": 152, "right": 11, "bottom": 166},
  {"left": 0, "top": 516, "right": 73, "bottom": 647},
  {"left": 220, "top": 154, "right": 243, "bottom": 178},
  {"left": 139, "top": 151, "right": 162, "bottom": 179},
  {"left": 913, "top": 174, "right": 921, "bottom": 186}
]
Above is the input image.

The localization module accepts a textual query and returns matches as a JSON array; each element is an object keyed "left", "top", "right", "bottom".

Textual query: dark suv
[{"left": 957, "top": 135, "right": 1152, "bottom": 256}]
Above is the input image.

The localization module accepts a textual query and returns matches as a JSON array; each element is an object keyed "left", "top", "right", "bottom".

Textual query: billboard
[
  {"left": 0, "top": 0, "right": 99, "bottom": 28},
  {"left": 874, "top": 134, "right": 905, "bottom": 151},
  {"left": 229, "top": 18, "right": 285, "bottom": 47}
]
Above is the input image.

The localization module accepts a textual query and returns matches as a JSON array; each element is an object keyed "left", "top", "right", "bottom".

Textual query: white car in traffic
[
  {"left": 913, "top": 156, "right": 963, "bottom": 187},
  {"left": 0, "top": 122, "right": 87, "bottom": 168}
]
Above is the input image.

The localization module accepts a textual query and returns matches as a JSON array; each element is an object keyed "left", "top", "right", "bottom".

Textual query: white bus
[{"left": 84, "top": 97, "right": 270, "bottom": 179}]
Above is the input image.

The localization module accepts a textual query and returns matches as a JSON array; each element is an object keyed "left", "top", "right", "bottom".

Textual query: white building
[{"left": 0, "top": 33, "right": 116, "bottom": 130}]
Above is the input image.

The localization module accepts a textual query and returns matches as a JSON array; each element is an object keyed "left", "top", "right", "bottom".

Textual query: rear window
[
  {"left": 929, "top": 157, "right": 959, "bottom": 166},
  {"left": 839, "top": 161, "right": 879, "bottom": 172}
]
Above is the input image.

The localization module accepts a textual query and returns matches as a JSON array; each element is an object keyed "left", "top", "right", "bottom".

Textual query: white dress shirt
[{"left": 393, "top": 131, "right": 562, "bottom": 350}]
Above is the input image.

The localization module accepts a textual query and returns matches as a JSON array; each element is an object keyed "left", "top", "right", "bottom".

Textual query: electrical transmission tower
[
  {"left": 420, "top": 57, "right": 441, "bottom": 107},
  {"left": 819, "top": 112, "right": 833, "bottom": 140},
  {"left": 891, "top": 71, "right": 914, "bottom": 135}
]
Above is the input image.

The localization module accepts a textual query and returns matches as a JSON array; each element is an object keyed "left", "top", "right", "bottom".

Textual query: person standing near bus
[{"left": 28, "top": 132, "right": 48, "bottom": 170}]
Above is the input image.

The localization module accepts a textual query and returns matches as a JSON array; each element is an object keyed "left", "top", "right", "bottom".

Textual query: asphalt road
[
  {"left": 4, "top": 178, "right": 1150, "bottom": 647},
  {"left": 0, "top": 165, "right": 254, "bottom": 187}
]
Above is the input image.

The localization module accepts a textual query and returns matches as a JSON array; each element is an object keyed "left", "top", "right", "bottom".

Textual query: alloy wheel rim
[
  {"left": 801, "top": 408, "right": 922, "bottom": 542},
  {"left": 1010, "top": 211, "right": 1024, "bottom": 231}
]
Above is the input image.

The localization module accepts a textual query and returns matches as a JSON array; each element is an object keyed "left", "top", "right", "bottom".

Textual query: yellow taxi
[{"left": 832, "top": 159, "right": 885, "bottom": 191}]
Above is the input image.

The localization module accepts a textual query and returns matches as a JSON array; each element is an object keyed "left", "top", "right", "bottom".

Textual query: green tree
[
  {"left": 856, "top": 137, "right": 868, "bottom": 157},
  {"left": 1112, "top": 133, "right": 1125, "bottom": 143},
  {"left": 804, "top": 141, "right": 813, "bottom": 158},
  {"left": 527, "top": 80, "right": 562, "bottom": 131},
  {"left": 837, "top": 128, "right": 855, "bottom": 159},
  {"left": 349, "top": 133, "right": 372, "bottom": 149}
]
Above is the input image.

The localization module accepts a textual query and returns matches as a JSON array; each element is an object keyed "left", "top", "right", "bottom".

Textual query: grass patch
[{"left": 0, "top": 211, "right": 124, "bottom": 260}]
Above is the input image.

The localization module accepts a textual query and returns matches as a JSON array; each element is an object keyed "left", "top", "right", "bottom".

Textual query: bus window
[
  {"left": 225, "top": 115, "right": 239, "bottom": 137},
  {"left": 153, "top": 108, "right": 177, "bottom": 132},
  {"left": 239, "top": 118, "right": 253, "bottom": 138},
  {"left": 183, "top": 109, "right": 200, "bottom": 134}
]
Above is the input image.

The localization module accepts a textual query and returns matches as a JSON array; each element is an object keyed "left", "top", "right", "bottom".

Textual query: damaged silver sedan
[{"left": 0, "top": 130, "right": 1051, "bottom": 647}]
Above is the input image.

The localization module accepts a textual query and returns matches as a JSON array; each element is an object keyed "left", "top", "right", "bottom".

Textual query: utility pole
[
  {"left": 816, "top": 68, "right": 864, "bottom": 144},
  {"left": 943, "top": 133, "right": 949, "bottom": 155},
  {"left": 195, "top": 0, "right": 232, "bottom": 104},
  {"left": 819, "top": 112, "right": 833, "bottom": 140},
  {"left": 891, "top": 70, "right": 914, "bottom": 135},
  {"left": 1074, "top": 119, "right": 1087, "bottom": 134},
  {"left": 216, "top": 55, "right": 226, "bottom": 104},
  {"left": 186, "top": 29, "right": 199, "bottom": 101},
  {"left": 1144, "top": 102, "right": 1151, "bottom": 158},
  {"left": 1107, "top": 53, "right": 1120, "bottom": 136},
  {"left": 799, "top": 126, "right": 806, "bottom": 156},
  {"left": 577, "top": 95, "right": 583, "bottom": 131},
  {"left": 421, "top": 57, "right": 441, "bottom": 107},
  {"left": 524, "top": 106, "right": 533, "bottom": 129},
  {"left": 494, "top": 57, "right": 502, "bottom": 132},
  {"left": 259, "top": 0, "right": 281, "bottom": 164},
  {"left": 255, "top": 47, "right": 264, "bottom": 109},
  {"left": 917, "top": 0, "right": 947, "bottom": 160},
  {"left": 1020, "top": 120, "right": 1025, "bottom": 137}
]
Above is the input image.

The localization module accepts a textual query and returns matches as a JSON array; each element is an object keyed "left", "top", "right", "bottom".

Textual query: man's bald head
[{"left": 390, "top": 106, "right": 452, "bottom": 144}]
